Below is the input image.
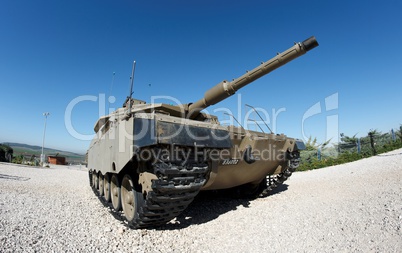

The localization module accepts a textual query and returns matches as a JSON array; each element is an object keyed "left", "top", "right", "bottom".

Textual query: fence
[{"left": 299, "top": 128, "right": 402, "bottom": 170}]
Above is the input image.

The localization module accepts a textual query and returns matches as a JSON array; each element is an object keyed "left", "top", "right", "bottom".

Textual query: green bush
[
  {"left": 297, "top": 132, "right": 402, "bottom": 172},
  {"left": 12, "top": 154, "right": 24, "bottom": 164}
]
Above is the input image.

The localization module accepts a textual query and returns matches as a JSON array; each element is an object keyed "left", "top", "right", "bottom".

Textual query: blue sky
[{"left": 1, "top": 0, "right": 401, "bottom": 154}]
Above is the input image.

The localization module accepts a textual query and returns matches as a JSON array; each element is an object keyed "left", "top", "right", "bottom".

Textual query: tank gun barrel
[{"left": 188, "top": 36, "right": 318, "bottom": 118}]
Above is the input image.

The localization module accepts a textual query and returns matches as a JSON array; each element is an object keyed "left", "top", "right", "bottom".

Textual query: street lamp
[{"left": 40, "top": 112, "right": 50, "bottom": 166}]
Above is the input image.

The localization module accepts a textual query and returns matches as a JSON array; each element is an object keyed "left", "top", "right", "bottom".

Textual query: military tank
[{"left": 87, "top": 36, "right": 319, "bottom": 228}]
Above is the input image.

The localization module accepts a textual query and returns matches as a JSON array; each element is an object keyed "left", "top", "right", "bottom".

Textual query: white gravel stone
[{"left": 1, "top": 148, "right": 402, "bottom": 252}]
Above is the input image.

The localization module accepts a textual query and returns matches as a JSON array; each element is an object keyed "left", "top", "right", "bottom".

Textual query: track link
[
  {"left": 259, "top": 151, "right": 300, "bottom": 197},
  {"left": 132, "top": 162, "right": 209, "bottom": 228}
]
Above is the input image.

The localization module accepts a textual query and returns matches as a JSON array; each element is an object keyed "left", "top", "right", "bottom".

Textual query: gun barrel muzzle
[{"left": 301, "top": 36, "right": 319, "bottom": 52}]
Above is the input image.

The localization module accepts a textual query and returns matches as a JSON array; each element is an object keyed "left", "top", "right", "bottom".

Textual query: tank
[{"left": 87, "top": 36, "right": 319, "bottom": 228}]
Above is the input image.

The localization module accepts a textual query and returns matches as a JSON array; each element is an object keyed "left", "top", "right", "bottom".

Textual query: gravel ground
[{"left": 1, "top": 149, "right": 401, "bottom": 252}]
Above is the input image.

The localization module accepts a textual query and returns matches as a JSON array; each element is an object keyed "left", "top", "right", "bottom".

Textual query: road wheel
[
  {"left": 93, "top": 171, "right": 98, "bottom": 190},
  {"left": 88, "top": 170, "right": 93, "bottom": 187},
  {"left": 110, "top": 174, "right": 122, "bottom": 211},
  {"left": 121, "top": 174, "right": 143, "bottom": 223},
  {"left": 103, "top": 173, "right": 111, "bottom": 202},
  {"left": 98, "top": 173, "right": 104, "bottom": 196}
]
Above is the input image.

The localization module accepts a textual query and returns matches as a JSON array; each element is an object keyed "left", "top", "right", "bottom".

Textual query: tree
[
  {"left": 305, "top": 136, "right": 331, "bottom": 151},
  {"left": 340, "top": 133, "right": 358, "bottom": 143},
  {"left": 338, "top": 133, "right": 359, "bottom": 152},
  {"left": 0, "top": 144, "right": 13, "bottom": 162},
  {"left": 367, "top": 129, "right": 380, "bottom": 155},
  {"left": 397, "top": 125, "right": 402, "bottom": 142},
  {"left": 305, "top": 136, "right": 319, "bottom": 151}
]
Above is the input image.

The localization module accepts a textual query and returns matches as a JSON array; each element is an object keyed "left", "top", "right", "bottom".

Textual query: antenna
[
  {"left": 245, "top": 104, "right": 273, "bottom": 134},
  {"left": 126, "top": 60, "right": 136, "bottom": 115},
  {"left": 248, "top": 119, "right": 265, "bottom": 133},
  {"left": 224, "top": 112, "right": 251, "bottom": 136}
]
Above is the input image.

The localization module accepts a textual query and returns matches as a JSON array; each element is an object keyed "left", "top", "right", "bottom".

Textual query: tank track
[
  {"left": 89, "top": 151, "right": 300, "bottom": 227},
  {"left": 259, "top": 151, "right": 300, "bottom": 197},
  {"left": 132, "top": 161, "right": 209, "bottom": 228},
  {"left": 89, "top": 159, "right": 210, "bottom": 228}
]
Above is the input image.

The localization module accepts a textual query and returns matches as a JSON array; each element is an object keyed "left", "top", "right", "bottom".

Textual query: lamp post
[{"left": 40, "top": 112, "right": 50, "bottom": 166}]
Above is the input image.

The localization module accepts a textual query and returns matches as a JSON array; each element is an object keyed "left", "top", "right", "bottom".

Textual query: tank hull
[
  {"left": 203, "top": 132, "right": 304, "bottom": 190},
  {"left": 87, "top": 111, "right": 302, "bottom": 189}
]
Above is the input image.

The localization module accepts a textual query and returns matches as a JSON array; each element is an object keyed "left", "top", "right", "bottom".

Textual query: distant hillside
[{"left": 2, "top": 142, "right": 85, "bottom": 164}]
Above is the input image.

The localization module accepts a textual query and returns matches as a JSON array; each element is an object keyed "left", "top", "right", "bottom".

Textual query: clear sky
[{"left": 1, "top": 0, "right": 401, "bottom": 154}]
